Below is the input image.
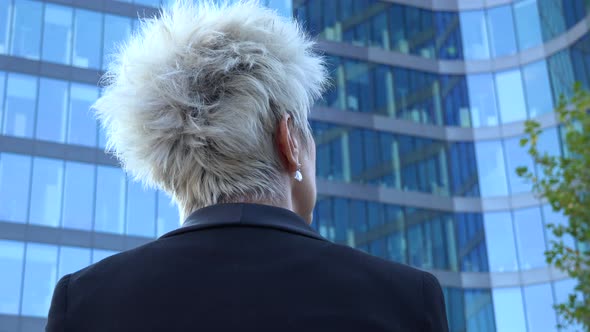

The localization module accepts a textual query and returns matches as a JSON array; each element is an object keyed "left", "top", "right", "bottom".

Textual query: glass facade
[{"left": 0, "top": 1, "right": 584, "bottom": 332}]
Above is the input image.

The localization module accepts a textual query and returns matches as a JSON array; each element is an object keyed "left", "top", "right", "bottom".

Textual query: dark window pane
[
  {"left": 548, "top": 50, "right": 575, "bottom": 101},
  {"left": 496, "top": 69, "right": 527, "bottom": 123},
  {"left": 73, "top": 9, "right": 102, "bottom": 69},
  {"left": 467, "top": 74, "right": 499, "bottom": 127},
  {"left": 42, "top": 4, "right": 73, "bottom": 65},
  {"left": 3, "top": 73, "right": 37, "bottom": 138},
  {"left": 484, "top": 212, "right": 518, "bottom": 272},
  {"left": 102, "top": 15, "right": 132, "bottom": 70},
  {"left": 475, "top": 140, "right": 508, "bottom": 196},
  {"left": 434, "top": 11, "right": 463, "bottom": 60},
  {"left": 126, "top": 181, "right": 156, "bottom": 237},
  {"left": 523, "top": 283, "right": 557, "bottom": 332},
  {"left": 464, "top": 289, "right": 495, "bottom": 332},
  {"left": 487, "top": 5, "right": 517, "bottom": 57},
  {"left": 58, "top": 246, "right": 91, "bottom": 279},
  {"left": 36, "top": 78, "right": 69, "bottom": 142},
  {"left": 513, "top": 207, "right": 547, "bottom": 269},
  {"left": 0, "top": 0, "right": 12, "bottom": 54},
  {"left": 10, "top": 0, "right": 42, "bottom": 59},
  {"left": 514, "top": 0, "right": 543, "bottom": 50},
  {"left": 523, "top": 60, "right": 554, "bottom": 117},
  {"left": 538, "top": 0, "right": 566, "bottom": 41},
  {"left": 62, "top": 161, "right": 95, "bottom": 231},
  {"left": 21, "top": 243, "right": 58, "bottom": 317},
  {"left": 0, "top": 153, "right": 32, "bottom": 223},
  {"left": 459, "top": 10, "right": 489, "bottom": 59},
  {"left": 95, "top": 166, "right": 126, "bottom": 234},
  {"left": 492, "top": 288, "right": 527, "bottom": 331},
  {"left": 0, "top": 240, "right": 24, "bottom": 314},
  {"left": 68, "top": 83, "right": 99, "bottom": 146},
  {"left": 157, "top": 191, "right": 179, "bottom": 236},
  {"left": 29, "top": 157, "right": 64, "bottom": 227}
]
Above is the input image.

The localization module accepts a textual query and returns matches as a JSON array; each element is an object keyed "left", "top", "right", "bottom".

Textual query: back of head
[{"left": 93, "top": 0, "right": 327, "bottom": 220}]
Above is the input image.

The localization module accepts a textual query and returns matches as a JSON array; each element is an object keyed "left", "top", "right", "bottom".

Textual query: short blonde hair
[{"left": 93, "top": 0, "right": 327, "bottom": 220}]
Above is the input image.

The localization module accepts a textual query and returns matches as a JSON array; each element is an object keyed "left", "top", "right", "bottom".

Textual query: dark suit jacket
[{"left": 47, "top": 203, "right": 449, "bottom": 331}]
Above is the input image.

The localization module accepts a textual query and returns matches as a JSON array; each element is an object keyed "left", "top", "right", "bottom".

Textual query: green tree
[{"left": 517, "top": 83, "right": 590, "bottom": 331}]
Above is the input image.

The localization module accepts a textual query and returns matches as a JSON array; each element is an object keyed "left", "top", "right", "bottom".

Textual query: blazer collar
[{"left": 159, "top": 203, "right": 328, "bottom": 242}]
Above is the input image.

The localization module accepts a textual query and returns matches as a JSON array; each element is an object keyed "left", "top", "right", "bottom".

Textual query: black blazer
[{"left": 47, "top": 203, "right": 449, "bottom": 332}]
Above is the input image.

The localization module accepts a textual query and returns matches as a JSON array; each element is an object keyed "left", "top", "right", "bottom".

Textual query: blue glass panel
[
  {"left": 504, "top": 136, "right": 535, "bottom": 194},
  {"left": 459, "top": 10, "right": 489, "bottom": 60},
  {"left": 73, "top": 9, "right": 102, "bottom": 69},
  {"left": 514, "top": 0, "right": 543, "bottom": 50},
  {"left": 58, "top": 246, "right": 91, "bottom": 279},
  {"left": 0, "top": 0, "right": 11, "bottom": 54},
  {"left": 102, "top": 15, "right": 132, "bottom": 70},
  {"left": 523, "top": 60, "right": 554, "bottom": 118},
  {"left": 496, "top": 69, "right": 527, "bottom": 123},
  {"left": 487, "top": 5, "right": 517, "bottom": 57},
  {"left": 464, "top": 289, "right": 495, "bottom": 332},
  {"left": 332, "top": 198, "right": 351, "bottom": 245},
  {"left": 266, "top": 0, "right": 291, "bottom": 17},
  {"left": 538, "top": 0, "right": 566, "bottom": 41},
  {"left": 10, "top": 0, "right": 42, "bottom": 59},
  {"left": 21, "top": 243, "right": 58, "bottom": 317},
  {"left": 29, "top": 157, "right": 64, "bottom": 227},
  {"left": 542, "top": 205, "right": 575, "bottom": 250},
  {"left": 467, "top": 74, "right": 499, "bottom": 127},
  {"left": 523, "top": 283, "right": 558, "bottom": 332},
  {"left": 36, "top": 78, "right": 69, "bottom": 142},
  {"left": 157, "top": 191, "right": 179, "bottom": 236},
  {"left": 484, "top": 212, "right": 518, "bottom": 272},
  {"left": 492, "top": 288, "right": 527, "bottom": 332},
  {"left": 0, "top": 153, "right": 32, "bottom": 223},
  {"left": 474, "top": 140, "right": 508, "bottom": 196},
  {"left": 126, "top": 181, "right": 156, "bottom": 238},
  {"left": 68, "top": 83, "right": 99, "bottom": 147},
  {"left": 553, "top": 279, "right": 582, "bottom": 331},
  {"left": 92, "top": 249, "right": 118, "bottom": 263},
  {"left": 95, "top": 166, "right": 126, "bottom": 234},
  {"left": 513, "top": 207, "right": 547, "bottom": 269},
  {"left": 0, "top": 240, "right": 24, "bottom": 315},
  {"left": 434, "top": 11, "right": 463, "bottom": 60},
  {"left": 0, "top": 72, "right": 4, "bottom": 134},
  {"left": 62, "top": 161, "right": 95, "bottom": 231},
  {"left": 440, "top": 75, "right": 469, "bottom": 126},
  {"left": 3, "top": 73, "right": 37, "bottom": 138},
  {"left": 42, "top": 4, "right": 73, "bottom": 65},
  {"left": 548, "top": 50, "right": 575, "bottom": 101},
  {"left": 135, "top": 0, "right": 161, "bottom": 7}
]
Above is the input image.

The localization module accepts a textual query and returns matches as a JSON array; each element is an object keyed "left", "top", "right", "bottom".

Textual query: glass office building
[{"left": 0, "top": 0, "right": 585, "bottom": 331}]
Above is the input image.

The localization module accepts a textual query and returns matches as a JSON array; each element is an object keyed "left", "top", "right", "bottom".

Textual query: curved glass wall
[{"left": 294, "top": 0, "right": 589, "bottom": 60}]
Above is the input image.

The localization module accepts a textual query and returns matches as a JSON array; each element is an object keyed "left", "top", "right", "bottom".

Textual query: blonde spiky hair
[{"left": 93, "top": 0, "right": 327, "bottom": 221}]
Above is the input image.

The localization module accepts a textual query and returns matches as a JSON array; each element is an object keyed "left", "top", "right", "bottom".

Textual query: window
[
  {"left": 266, "top": 0, "right": 292, "bottom": 17},
  {"left": 42, "top": 4, "right": 73, "bottom": 65},
  {"left": 459, "top": 10, "right": 489, "bottom": 59},
  {"left": 523, "top": 283, "right": 557, "bottom": 332},
  {"left": 513, "top": 207, "right": 547, "bottom": 269},
  {"left": 467, "top": 74, "right": 499, "bottom": 127},
  {"left": 538, "top": 0, "right": 566, "bottom": 41},
  {"left": 36, "top": 78, "right": 69, "bottom": 142},
  {"left": 0, "top": 0, "right": 11, "bottom": 54},
  {"left": 503, "top": 136, "right": 534, "bottom": 193},
  {"left": 58, "top": 246, "right": 91, "bottom": 279},
  {"left": 92, "top": 249, "right": 118, "bottom": 263},
  {"left": 523, "top": 61, "right": 554, "bottom": 118},
  {"left": 548, "top": 50, "right": 575, "bottom": 101},
  {"left": 0, "top": 240, "right": 24, "bottom": 315},
  {"left": 542, "top": 205, "right": 575, "bottom": 250},
  {"left": 0, "top": 71, "right": 4, "bottom": 131},
  {"left": 102, "top": 15, "right": 132, "bottom": 70},
  {"left": 475, "top": 140, "right": 508, "bottom": 196},
  {"left": 495, "top": 69, "right": 527, "bottom": 123},
  {"left": 553, "top": 279, "right": 582, "bottom": 331},
  {"left": 483, "top": 212, "right": 518, "bottom": 272},
  {"left": 95, "top": 166, "right": 126, "bottom": 234},
  {"left": 3, "top": 73, "right": 37, "bottom": 138},
  {"left": 157, "top": 191, "right": 179, "bottom": 236},
  {"left": 434, "top": 11, "right": 463, "bottom": 60},
  {"left": 135, "top": 0, "right": 161, "bottom": 7},
  {"left": 464, "top": 289, "right": 495, "bottom": 332},
  {"left": 10, "top": 0, "right": 42, "bottom": 59},
  {"left": 29, "top": 157, "right": 64, "bottom": 227},
  {"left": 21, "top": 243, "right": 58, "bottom": 317},
  {"left": 126, "top": 181, "right": 156, "bottom": 237},
  {"left": 514, "top": 0, "right": 543, "bottom": 50},
  {"left": 62, "top": 161, "right": 95, "bottom": 231},
  {"left": 0, "top": 153, "right": 32, "bottom": 223},
  {"left": 487, "top": 5, "right": 517, "bottom": 57},
  {"left": 73, "top": 9, "right": 102, "bottom": 69},
  {"left": 492, "top": 288, "right": 527, "bottom": 332},
  {"left": 68, "top": 83, "right": 99, "bottom": 147}
]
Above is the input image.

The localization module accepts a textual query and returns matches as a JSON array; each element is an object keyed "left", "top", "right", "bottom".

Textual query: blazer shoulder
[{"left": 46, "top": 274, "right": 72, "bottom": 332}]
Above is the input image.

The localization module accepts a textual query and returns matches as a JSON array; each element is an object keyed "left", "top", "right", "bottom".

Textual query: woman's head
[{"left": 93, "top": 1, "right": 328, "bottom": 223}]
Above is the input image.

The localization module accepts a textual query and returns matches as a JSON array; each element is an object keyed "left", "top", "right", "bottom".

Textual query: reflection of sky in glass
[
  {"left": 475, "top": 140, "right": 508, "bottom": 196},
  {"left": 484, "top": 212, "right": 518, "bottom": 272},
  {"left": 514, "top": 207, "right": 547, "bottom": 270},
  {"left": 0, "top": 240, "right": 24, "bottom": 315},
  {"left": 492, "top": 287, "right": 527, "bottom": 332},
  {"left": 523, "top": 283, "right": 557, "bottom": 332},
  {"left": 21, "top": 243, "right": 58, "bottom": 317}
]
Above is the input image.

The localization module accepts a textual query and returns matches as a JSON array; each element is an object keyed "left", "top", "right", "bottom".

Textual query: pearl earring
[{"left": 294, "top": 163, "right": 303, "bottom": 182}]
